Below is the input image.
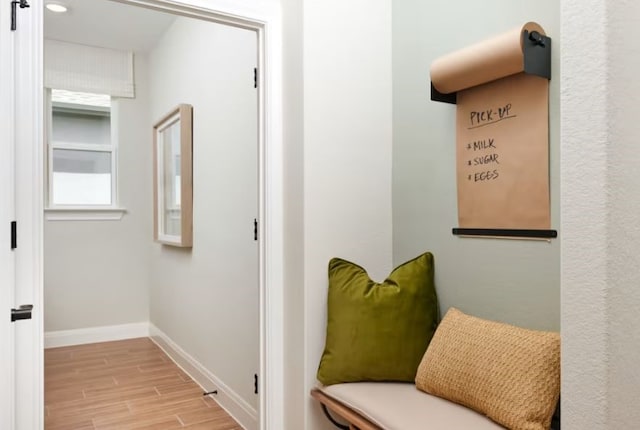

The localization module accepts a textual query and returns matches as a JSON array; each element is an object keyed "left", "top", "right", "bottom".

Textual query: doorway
[
  {"left": 42, "top": 0, "right": 261, "bottom": 428},
  {"left": 5, "top": 0, "right": 285, "bottom": 428}
]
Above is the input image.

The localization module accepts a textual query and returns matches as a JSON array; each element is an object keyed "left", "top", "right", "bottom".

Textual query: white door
[
  {"left": 1, "top": 1, "right": 43, "bottom": 429},
  {"left": 0, "top": 0, "right": 17, "bottom": 427}
]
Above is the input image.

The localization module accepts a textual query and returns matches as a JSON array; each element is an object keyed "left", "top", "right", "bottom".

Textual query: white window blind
[{"left": 44, "top": 39, "right": 135, "bottom": 98}]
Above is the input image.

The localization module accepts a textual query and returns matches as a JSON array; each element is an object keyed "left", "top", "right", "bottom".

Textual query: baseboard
[
  {"left": 149, "top": 323, "right": 257, "bottom": 430},
  {"left": 44, "top": 322, "right": 150, "bottom": 348}
]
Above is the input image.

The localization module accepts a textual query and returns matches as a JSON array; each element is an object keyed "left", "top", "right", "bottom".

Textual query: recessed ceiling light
[{"left": 46, "top": 3, "right": 68, "bottom": 13}]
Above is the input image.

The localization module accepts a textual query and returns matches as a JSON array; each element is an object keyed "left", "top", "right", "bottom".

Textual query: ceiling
[{"left": 44, "top": 0, "right": 176, "bottom": 52}]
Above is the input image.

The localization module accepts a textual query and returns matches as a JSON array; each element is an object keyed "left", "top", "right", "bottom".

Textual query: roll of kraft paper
[{"left": 430, "top": 22, "right": 546, "bottom": 95}]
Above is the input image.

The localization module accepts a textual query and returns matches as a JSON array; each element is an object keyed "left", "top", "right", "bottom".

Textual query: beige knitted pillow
[{"left": 415, "top": 308, "right": 560, "bottom": 430}]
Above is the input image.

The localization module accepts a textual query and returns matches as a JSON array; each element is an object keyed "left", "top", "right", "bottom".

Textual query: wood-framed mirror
[{"left": 153, "top": 104, "right": 193, "bottom": 247}]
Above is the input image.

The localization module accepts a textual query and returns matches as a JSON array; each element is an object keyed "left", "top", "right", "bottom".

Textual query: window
[{"left": 47, "top": 89, "right": 118, "bottom": 210}]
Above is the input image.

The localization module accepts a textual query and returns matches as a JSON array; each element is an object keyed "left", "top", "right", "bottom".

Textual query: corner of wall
[{"left": 561, "top": 0, "right": 610, "bottom": 428}]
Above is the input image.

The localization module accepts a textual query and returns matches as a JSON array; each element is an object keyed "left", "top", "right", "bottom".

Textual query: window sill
[{"left": 45, "top": 207, "right": 127, "bottom": 221}]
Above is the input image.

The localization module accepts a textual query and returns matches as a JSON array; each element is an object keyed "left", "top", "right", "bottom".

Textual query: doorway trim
[{"left": 15, "top": 0, "right": 284, "bottom": 429}]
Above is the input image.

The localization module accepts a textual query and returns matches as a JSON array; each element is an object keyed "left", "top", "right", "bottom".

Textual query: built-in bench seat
[
  {"left": 313, "top": 253, "right": 560, "bottom": 430},
  {"left": 313, "top": 383, "right": 561, "bottom": 430},
  {"left": 312, "top": 382, "right": 506, "bottom": 430}
]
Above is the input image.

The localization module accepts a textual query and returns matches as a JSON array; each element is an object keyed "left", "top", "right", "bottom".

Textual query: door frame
[{"left": 14, "top": 0, "right": 284, "bottom": 428}]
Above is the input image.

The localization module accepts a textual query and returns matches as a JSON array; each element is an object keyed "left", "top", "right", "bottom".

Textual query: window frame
[{"left": 44, "top": 89, "right": 125, "bottom": 220}]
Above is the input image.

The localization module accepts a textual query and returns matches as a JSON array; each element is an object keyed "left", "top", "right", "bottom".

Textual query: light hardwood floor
[{"left": 45, "top": 338, "right": 243, "bottom": 430}]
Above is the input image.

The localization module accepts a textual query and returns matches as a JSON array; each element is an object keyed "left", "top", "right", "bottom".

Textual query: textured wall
[
  {"left": 392, "top": 0, "right": 560, "bottom": 331},
  {"left": 561, "top": 0, "right": 609, "bottom": 426},
  {"left": 562, "top": 0, "right": 640, "bottom": 428}
]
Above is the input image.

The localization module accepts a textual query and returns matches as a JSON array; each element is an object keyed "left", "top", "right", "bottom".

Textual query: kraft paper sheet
[{"left": 431, "top": 23, "right": 550, "bottom": 231}]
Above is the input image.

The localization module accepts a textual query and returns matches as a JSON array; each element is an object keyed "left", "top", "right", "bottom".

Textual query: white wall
[
  {"left": 44, "top": 55, "right": 152, "bottom": 332},
  {"left": 561, "top": 1, "right": 607, "bottom": 426},
  {"left": 606, "top": 2, "right": 640, "bottom": 425},
  {"left": 300, "top": 1, "right": 393, "bottom": 429},
  {"left": 148, "top": 16, "right": 260, "bottom": 411},
  {"left": 281, "top": 0, "right": 305, "bottom": 428},
  {"left": 562, "top": 0, "right": 640, "bottom": 428},
  {"left": 392, "top": 0, "right": 560, "bottom": 331}
]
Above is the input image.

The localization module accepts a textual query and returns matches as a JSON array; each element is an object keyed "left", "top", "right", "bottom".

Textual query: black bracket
[
  {"left": 11, "top": 304, "right": 33, "bottom": 322},
  {"left": 431, "top": 30, "right": 551, "bottom": 104},
  {"left": 523, "top": 30, "right": 551, "bottom": 80},
  {"left": 431, "top": 82, "right": 456, "bottom": 104},
  {"left": 320, "top": 404, "right": 349, "bottom": 430},
  {"left": 203, "top": 390, "right": 218, "bottom": 396},
  {"left": 11, "top": 0, "right": 30, "bottom": 32}
]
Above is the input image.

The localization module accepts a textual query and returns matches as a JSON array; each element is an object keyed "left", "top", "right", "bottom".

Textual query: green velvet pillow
[{"left": 317, "top": 252, "right": 439, "bottom": 385}]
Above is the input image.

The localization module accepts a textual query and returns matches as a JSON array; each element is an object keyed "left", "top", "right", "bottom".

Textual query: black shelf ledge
[{"left": 452, "top": 228, "right": 558, "bottom": 239}]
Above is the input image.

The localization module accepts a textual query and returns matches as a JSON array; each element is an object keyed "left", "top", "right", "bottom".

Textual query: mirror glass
[{"left": 161, "top": 119, "right": 181, "bottom": 237}]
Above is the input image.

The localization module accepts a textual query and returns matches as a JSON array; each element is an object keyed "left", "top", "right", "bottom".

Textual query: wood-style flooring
[{"left": 45, "top": 337, "right": 242, "bottom": 430}]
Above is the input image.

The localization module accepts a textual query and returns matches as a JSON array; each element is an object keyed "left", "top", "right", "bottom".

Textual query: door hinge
[
  {"left": 10, "top": 0, "right": 30, "bottom": 32},
  {"left": 10, "top": 221, "right": 17, "bottom": 250},
  {"left": 253, "top": 67, "right": 258, "bottom": 88},
  {"left": 253, "top": 218, "right": 258, "bottom": 241},
  {"left": 254, "top": 373, "right": 258, "bottom": 394}
]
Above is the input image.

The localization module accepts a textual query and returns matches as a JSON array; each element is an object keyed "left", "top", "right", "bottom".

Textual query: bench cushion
[{"left": 320, "top": 382, "right": 505, "bottom": 430}]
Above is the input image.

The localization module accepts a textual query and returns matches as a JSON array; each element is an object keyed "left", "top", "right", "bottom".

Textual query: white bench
[
  {"left": 312, "top": 382, "right": 505, "bottom": 430},
  {"left": 312, "top": 382, "right": 560, "bottom": 430}
]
